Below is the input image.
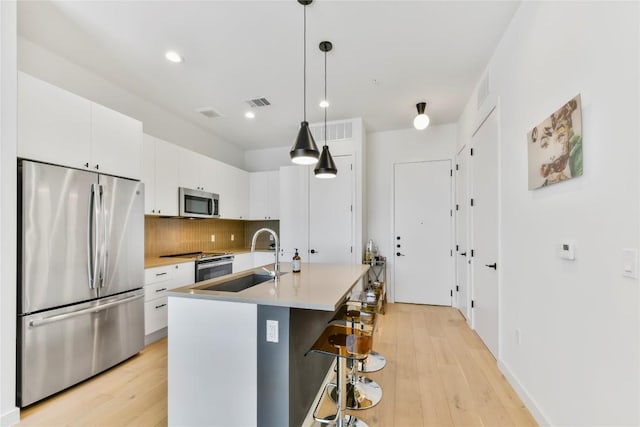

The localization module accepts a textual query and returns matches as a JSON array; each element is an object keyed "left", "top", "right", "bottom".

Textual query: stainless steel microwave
[{"left": 179, "top": 187, "right": 219, "bottom": 218}]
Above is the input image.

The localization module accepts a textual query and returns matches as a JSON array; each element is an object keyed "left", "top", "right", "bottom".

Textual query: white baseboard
[
  {"left": 1, "top": 407, "right": 20, "bottom": 427},
  {"left": 498, "top": 360, "right": 551, "bottom": 426}
]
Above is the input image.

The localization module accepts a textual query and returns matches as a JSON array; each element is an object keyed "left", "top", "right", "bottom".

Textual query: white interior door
[
  {"left": 308, "top": 155, "right": 353, "bottom": 264},
  {"left": 394, "top": 160, "right": 452, "bottom": 305},
  {"left": 471, "top": 108, "right": 499, "bottom": 357},
  {"left": 455, "top": 146, "right": 469, "bottom": 320}
]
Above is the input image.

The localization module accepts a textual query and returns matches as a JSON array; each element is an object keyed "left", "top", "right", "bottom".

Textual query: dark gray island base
[
  {"left": 258, "top": 306, "right": 335, "bottom": 427},
  {"left": 167, "top": 263, "right": 369, "bottom": 427}
]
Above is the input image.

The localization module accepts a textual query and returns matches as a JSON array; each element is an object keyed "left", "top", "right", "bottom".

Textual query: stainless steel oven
[{"left": 195, "top": 254, "right": 234, "bottom": 282}]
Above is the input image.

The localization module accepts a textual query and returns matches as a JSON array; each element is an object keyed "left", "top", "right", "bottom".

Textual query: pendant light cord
[
  {"left": 303, "top": 4, "right": 307, "bottom": 121},
  {"left": 323, "top": 49, "right": 327, "bottom": 148}
]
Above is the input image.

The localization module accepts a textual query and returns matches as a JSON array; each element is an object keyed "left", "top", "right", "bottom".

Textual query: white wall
[
  {"left": 0, "top": 1, "right": 18, "bottom": 425},
  {"left": 17, "top": 37, "right": 245, "bottom": 169},
  {"left": 366, "top": 124, "right": 457, "bottom": 302},
  {"left": 457, "top": 2, "right": 639, "bottom": 425}
]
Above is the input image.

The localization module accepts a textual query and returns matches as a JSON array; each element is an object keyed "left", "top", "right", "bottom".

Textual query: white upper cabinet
[
  {"left": 218, "top": 162, "right": 249, "bottom": 219},
  {"left": 18, "top": 72, "right": 91, "bottom": 170},
  {"left": 90, "top": 103, "right": 143, "bottom": 179},
  {"left": 143, "top": 134, "right": 180, "bottom": 216},
  {"left": 18, "top": 72, "right": 143, "bottom": 180},
  {"left": 177, "top": 147, "right": 219, "bottom": 193},
  {"left": 249, "top": 171, "right": 279, "bottom": 220}
]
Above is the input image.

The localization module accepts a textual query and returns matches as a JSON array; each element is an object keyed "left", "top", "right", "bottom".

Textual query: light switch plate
[{"left": 622, "top": 248, "right": 638, "bottom": 279}]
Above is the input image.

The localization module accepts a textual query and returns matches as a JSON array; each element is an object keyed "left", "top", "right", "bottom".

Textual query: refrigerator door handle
[
  {"left": 28, "top": 294, "right": 144, "bottom": 328},
  {"left": 87, "top": 184, "right": 97, "bottom": 289},
  {"left": 100, "top": 184, "right": 108, "bottom": 288}
]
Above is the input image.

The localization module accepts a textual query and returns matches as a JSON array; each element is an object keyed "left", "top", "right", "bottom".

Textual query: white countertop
[{"left": 168, "top": 262, "right": 370, "bottom": 311}]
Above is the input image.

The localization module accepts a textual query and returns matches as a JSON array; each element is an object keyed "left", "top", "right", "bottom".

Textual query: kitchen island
[{"left": 167, "top": 262, "right": 369, "bottom": 427}]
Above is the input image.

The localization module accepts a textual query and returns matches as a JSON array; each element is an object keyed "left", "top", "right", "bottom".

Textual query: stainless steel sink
[{"left": 202, "top": 272, "right": 288, "bottom": 293}]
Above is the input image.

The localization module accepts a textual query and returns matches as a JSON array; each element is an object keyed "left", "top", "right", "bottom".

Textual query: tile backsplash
[{"left": 145, "top": 216, "right": 279, "bottom": 257}]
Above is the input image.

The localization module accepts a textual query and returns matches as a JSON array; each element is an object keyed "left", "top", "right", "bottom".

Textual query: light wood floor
[{"left": 18, "top": 303, "right": 537, "bottom": 427}]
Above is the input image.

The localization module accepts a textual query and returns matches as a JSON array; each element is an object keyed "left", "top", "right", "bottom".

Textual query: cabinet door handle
[
  {"left": 460, "top": 252, "right": 467, "bottom": 256},
  {"left": 155, "top": 272, "right": 167, "bottom": 277},
  {"left": 155, "top": 303, "right": 167, "bottom": 309},
  {"left": 155, "top": 287, "right": 167, "bottom": 293},
  {"left": 485, "top": 263, "right": 497, "bottom": 270},
  {"left": 310, "top": 249, "right": 318, "bottom": 254},
  {"left": 84, "top": 162, "right": 89, "bottom": 168},
  {"left": 396, "top": 252, "right": 405, "bottom": 257}
]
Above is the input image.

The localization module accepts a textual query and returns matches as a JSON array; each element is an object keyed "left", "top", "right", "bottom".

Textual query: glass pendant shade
[
  {"left": 413, "top": 101, "right": 430, "bottom": 130},
  {"left": 290, "top": 121, "right": 320, "bottom": 165},
  {"left": 314, "top": 145, "right": 337, "bottom": 178}
]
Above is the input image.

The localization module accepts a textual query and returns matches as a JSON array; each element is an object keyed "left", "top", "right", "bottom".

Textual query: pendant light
[
  {"left": 290, "top": 0, "right": 320, "bottom": 165},
  {"left": 314, "top": 41, "right": 337, "bottom": 179},
  {"left": 413, "top": 102, "right": 430, "bottom": 130}
]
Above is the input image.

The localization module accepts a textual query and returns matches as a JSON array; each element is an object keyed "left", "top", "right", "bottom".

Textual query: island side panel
[
  {"left": 289, "top": 307, "right": 336, "bottom": 427},
  {"left": 168, "top": 297, "right": 257, "bottom": 427},
  {"left": 257, "top": 305, "right": 290, "bottom": 427}
]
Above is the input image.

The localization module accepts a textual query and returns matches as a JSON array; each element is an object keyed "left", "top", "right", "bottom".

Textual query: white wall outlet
[
  {"left": 210, "top": 234, "right": 215, "bottom": 242},
  {"left": 231, "top": 234, "right": 235, "bottom": 241},
  {"left": 266, "top": 320, "right": 278, "bottom": 343},
  {"left": 622, "top": 248, "right": 638, "bottom": 279},
  {"left": 270, "top": 235, "right": 274, "bottom": 241},
  {"left": 559, "top": 241, "right": 576, "bottom": 260}
]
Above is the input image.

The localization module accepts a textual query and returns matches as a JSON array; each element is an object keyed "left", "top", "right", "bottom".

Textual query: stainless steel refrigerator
[{"left": 17, "top": 160, "right": 145, "bottom": 407}]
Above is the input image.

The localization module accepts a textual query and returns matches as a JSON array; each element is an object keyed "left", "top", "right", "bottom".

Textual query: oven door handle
[{"left": 196, "top": 259, "right": 233, "bottom": 270}]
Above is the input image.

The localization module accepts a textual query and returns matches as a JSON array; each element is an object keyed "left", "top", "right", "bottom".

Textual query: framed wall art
[{"left": 527, "top": 94, "right": 583, "bottom": 190}]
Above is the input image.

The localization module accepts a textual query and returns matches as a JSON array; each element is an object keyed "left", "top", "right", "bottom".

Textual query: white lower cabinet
[
  {"left": 232, "top": 253, "right": 253, "bottom": 273},
  {"left": 144, "top": 261, "right": 195, "bottom": 336},
  {"left": 254, "top": 251, "right": 276, "bottom": 268}
]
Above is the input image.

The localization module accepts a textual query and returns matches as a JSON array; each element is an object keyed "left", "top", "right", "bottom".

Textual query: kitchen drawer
[
  {"left": 144, "top": 265, "right": 173, "bottom": 285},
  {"left": 144, "top": 297, "right": 168, "bottom": 335},
  {"left": 144, "top": 282, "right": 170, "bottom": 302}
]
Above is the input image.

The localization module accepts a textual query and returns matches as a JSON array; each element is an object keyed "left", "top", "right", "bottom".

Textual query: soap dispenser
[{"left": 292, "top": 248, "right": 301, "bottom": 273}]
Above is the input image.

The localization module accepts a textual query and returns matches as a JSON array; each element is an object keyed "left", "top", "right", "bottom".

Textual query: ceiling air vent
[
  {"left": 310, "top": 121, "right": 353, "bottom": 142},
  {"left": 195, "top": 107, "right": 222, "bottom": 119},
  {"left": 245, "top": 97, "right": 271, "bottom": 108}
]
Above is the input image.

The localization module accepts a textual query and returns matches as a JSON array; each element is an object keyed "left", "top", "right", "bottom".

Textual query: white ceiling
[{"left": 17, "top": 0, "right": 520, "bottom": 151}]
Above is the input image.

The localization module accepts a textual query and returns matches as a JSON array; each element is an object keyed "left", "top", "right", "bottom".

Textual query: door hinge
[
  {"left": 350, "top": 246, "right": 353, "bottom": 253},
  {"left": 450, "top": 250, "right": 453, "bottom": 256},
  {"left": 450, "top": 209, "right": 452, "bottom": 217},
  {"left": 471, "top": 249, "right": 475, "bottom": 257},
  {"left": 471, "top": 300, "right": 475, "bottom": 308},
  {"left": 456, "top": 285, "right": 459, "bottom": 292},
  {"left": 350, "top": 163, "right": 353, "bottom": 170},
  {"left": 456, "top": 244, "right": 459, "bottom": 251},
  {"left": 450, "top": 290, "right": 453, "bottom": 297},
  {"left": 470, "top": 148, "right": 474, "bottom": 156},
  {"left": 350, "top": 204, "right": 353, "bottom": 212},
  {"left": 450, "top": 169, "right": 452, "bottom": 177},
  {"left": 470, "top": 198, "right": 474, "bottom": 207},
  {"left": 456, "top": 164, "right": 459, "bottom": 170},
  {"left": 456, "top": 204, "right": 459, "bottom": 211}
]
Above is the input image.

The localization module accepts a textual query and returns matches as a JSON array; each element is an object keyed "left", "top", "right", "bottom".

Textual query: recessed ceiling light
[
  {"left": 165, "top": 51, "right": 183, "bottom": 63},
  {"left": 319, "top": 99, "right": 329, "bottom": 108},
  {"left": 245, "top": 111, "right": 255, "bottom": 119}
]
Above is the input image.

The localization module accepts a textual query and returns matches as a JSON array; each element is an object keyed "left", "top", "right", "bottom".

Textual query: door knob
[
  {"left": 396, "top": 252, "right": 405, "bottom": 257},
  {"left": 396, "top": 236, "right": 401, "bottom": 240},
  {"left": 310, "top": 249, "right": 317, "bottom": 254},
  {"left": 485, "top": 263, "right": 497, "bottom": 270},
  {"left": 396, "top": 244, "right": 401, "bottom": 248}
]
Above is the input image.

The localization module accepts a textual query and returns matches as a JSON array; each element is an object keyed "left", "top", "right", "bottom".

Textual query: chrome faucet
[{"left": 251, "top": 228, "right": 280, "bottom": 281}]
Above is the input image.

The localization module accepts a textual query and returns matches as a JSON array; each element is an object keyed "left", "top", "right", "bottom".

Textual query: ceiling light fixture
[
  {"left": 314, "top": 41, "right": 337, "bottom": 179},
  {"left": 319, "top": 99, "right": 329, "bottom": 108},
  {"left": 289, "top": 0, "right": 320, "bottom": 165},
  {"left": 413, "top": 102, "right": 430, "bottom": 130},
  {"left": 165, "top": 51, "right": 183, "bottom": 63},
  {"left": 245, "top": 111, "right": 255, "bottom": 119}
]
